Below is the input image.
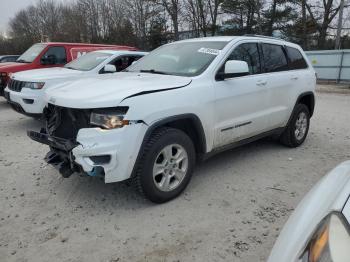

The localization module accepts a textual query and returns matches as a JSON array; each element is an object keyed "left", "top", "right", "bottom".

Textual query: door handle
[{"left": 256, "top": 80, "right": 267, "bottom": 86}]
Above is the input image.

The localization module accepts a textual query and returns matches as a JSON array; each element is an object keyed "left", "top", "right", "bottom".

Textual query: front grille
[
  {"left": 44, "top": 104, "right": 91, "bottom": 140},
  {"left": 8, "top": 79, "right": 26, "bottom": 92}
]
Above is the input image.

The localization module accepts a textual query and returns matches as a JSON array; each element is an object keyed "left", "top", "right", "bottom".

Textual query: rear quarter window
[
  {"left": 262, "top": 43, "right": 289, "bottom": 73},
  {"left": 286, "top": 47, "right": 308, "bottom": 70}
]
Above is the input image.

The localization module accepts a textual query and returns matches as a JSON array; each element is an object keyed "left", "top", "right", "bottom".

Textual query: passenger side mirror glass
[
  {"left": 217, "top": 60, "right": 250, "bottom": 81},
  {"left": 103, "top": 64, "right": 117, "bottom": 73}
]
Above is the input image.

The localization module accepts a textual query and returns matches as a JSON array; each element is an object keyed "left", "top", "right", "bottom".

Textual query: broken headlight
[
  {"left": 301, "top": 213, "right": 350, "bottom": 262},
  {"left": 24, "top": 82, "right": 45, "bottom": 89},
  {"left": 90, "top": 107, "right": 131, "bottom": 129}
]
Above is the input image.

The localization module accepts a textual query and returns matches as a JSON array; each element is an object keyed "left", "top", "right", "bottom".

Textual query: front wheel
[
  {"left": 280, "top": 104, "right": 310, "bottom": 148},
  {"left": 133, "top": 127, "right": 196, "bottom": 203}
]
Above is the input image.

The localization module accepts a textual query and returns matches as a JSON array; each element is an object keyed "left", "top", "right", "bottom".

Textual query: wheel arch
[
  {"left": 145, "top": 114, "right": 207, "bottom": 155},
  {"left": 131, "top": 114, "right": 207, "bottom": 177},
  {"left": 296, "top": 91, "right": 315, "bottom": 117}
]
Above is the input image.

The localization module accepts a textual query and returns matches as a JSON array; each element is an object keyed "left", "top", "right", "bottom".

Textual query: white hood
[
  {"left": 45, "top": 72, "right": 192, "bottom": 109},
  {"left": 13, "top": 67, "right": 84, "bottom": 81}
]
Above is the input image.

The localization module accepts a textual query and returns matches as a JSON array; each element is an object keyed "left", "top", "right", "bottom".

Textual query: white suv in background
[
  {"left": 28, "top": 36, "right": 316, "bottom": 203},
  {"left": 4, "top": 50, "right": 147, "bottom": 117}
]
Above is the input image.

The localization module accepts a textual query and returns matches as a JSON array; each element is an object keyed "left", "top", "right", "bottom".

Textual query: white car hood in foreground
[
  {"left": 268, "top": 161, "right": 350, "bottom": 262},
  {"left": 13, "top": 67, "right": 84, "bottom": 81},
  {"left": 45, "top": 72, "right": 192, "bottom": 108}
]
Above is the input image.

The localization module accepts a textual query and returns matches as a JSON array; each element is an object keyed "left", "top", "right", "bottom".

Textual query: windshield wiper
[
  {"left": 16, "top": 59, "right": 30, "bottom": 63},
  {"left": 140, "top": 69, "right": 169, "bottom": 75}
]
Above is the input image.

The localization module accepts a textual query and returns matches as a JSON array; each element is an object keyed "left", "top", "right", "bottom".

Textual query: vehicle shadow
[
  {"left": 0, "top": 99, "right": 10, "bottom": 109},
  {"left": 193, "top": 138, "right": 284, "bottom": 182},
  {"left": 50, "top": 137, "right": 285, "bottom": 210},
  {"left": 53, "top": 173, "right": 154, "bottom": 209},
  {"left": 199, "top": 138, "right": 282, "bottom": 173}
]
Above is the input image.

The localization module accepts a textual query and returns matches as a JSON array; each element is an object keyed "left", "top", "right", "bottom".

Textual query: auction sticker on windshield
[{"left": 198, "top": 48, "right": 221, "bottom": 56}]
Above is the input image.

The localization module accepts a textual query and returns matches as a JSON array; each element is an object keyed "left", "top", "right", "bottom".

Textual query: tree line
[{"left": 0, "top": 0, "right": 349, "bottom": 55}]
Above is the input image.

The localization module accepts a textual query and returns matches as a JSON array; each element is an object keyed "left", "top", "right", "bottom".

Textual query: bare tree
[
  {"left": 126, "top": 0, "right": 161, "bottom": 48},
  {"left": 267, "top": 0, "right": 278, "bottom": 36},
  {"left": 306, "top": 0, "right": 342, "bottom": 48},
  {"left": 301, "top": 0, "right": 308, "bottom": 48},
  {"left": 183, "top": 0, "right": 212, "bottom": 36},
  {"left": 36, "top": 0, "right": 63, "bottom": 41},
  {"left": 208, "top": 0, "right": 224, "bottom": 35},
  {"left": 2, "top": 0, "right": 350, "bottom": 54},
  {"left": 161, "top": 0, "right": 181, "bottom": 40}
]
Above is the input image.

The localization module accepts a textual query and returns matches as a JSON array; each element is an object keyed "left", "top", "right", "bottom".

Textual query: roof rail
[{"left": 244, "top": 34, "right": 283, "bottom": 41}]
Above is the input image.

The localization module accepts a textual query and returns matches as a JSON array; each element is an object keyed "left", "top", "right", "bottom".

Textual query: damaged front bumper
[
  {"left": 28, "top": 129, "right": 77, "bottom": 152},
  {"left": 27, "top": 129, "right": 82, "bottom": 178},
  {"left": 28, "top": 123, "right": 148, "bottom": 183}
]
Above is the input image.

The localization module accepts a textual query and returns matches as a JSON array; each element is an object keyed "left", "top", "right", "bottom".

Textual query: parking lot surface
[{"left": 0, "top": 90, "right": 350, "bottom": 262}]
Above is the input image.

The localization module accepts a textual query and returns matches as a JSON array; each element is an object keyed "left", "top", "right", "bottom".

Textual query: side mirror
[
  {"left": 103, "top": 64, "right": 117, "bottom": 73},
  {"left": 217, "top": 60, "right": 250, "bottom": 80},
  {"left": 41, "top": 55, "right": 57, "bottom": 65}
]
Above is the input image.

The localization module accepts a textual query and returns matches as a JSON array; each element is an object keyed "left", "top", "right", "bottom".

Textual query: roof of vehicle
[
  {"left": 41, "top": 42, "right": 132, "bottom": 47},
  {"left": 180, "top": 36, "right": 240, "bottom": 42},
  {"left": 89, "top": 50, "right": 148, "bottom": 55},
  {"left": 179, "top": 35, "right": 298, "bottom": 47}
]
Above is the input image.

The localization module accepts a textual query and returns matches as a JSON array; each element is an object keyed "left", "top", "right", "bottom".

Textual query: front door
[{"left": 213, "top": 42, "right": 269, "bottom": 148}]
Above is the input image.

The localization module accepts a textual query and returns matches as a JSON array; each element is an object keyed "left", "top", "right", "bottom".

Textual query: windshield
[
  {"left": 17, "top": 44, "right": 47, "bottom": 63},
  {"left": 64, "top": 52, "right": 113, "bottom": 71},
  {"left": 127, "top": 41, "right": 228, "bottom": 77}
]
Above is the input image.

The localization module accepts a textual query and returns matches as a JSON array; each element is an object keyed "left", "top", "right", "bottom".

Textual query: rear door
[
  {"left": 260, "top": 43, "right": 292, "bottom": 129},
  {"left": 214, "top": 42, "right": 270, "bottom": 148},
  {"left": 285, "top": 46, "right": 311, "bottom": 99}
]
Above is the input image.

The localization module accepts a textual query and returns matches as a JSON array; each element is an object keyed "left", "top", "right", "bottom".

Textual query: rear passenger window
[
  {"left": 228, "top": 43, "right": 261, "bottom": 74},
  {"left": 262, "top": 44, "right": 288, "bottom": 73},
  {"left": 286, "top": 47, "right": 308, "bottom": 70},
  {"left": 43, "top": 47, "right": 67, "bottom": 64}
]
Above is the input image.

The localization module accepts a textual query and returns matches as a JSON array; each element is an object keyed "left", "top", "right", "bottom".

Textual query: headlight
[
  {"left": 301, "top": 213, "right": 350, "bottom": 262},
  {"left": 23, "top": 82, "right": 45, "bottom": 89},
  {"left": 90, "top": 107, "right": 133, "bottom": 129}
]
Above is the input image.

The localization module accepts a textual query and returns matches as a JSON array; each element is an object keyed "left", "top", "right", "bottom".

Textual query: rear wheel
[
  {"left": 280, "top": 104, "right": 310, "bottom": 148},
  {"left": 133, "top": 127, "right": 196, "bottom": 203}
]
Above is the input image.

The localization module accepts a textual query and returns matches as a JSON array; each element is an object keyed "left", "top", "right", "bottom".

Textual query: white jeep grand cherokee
[{"left": 28, "top": 36, "right": 316, "bottom": 203}]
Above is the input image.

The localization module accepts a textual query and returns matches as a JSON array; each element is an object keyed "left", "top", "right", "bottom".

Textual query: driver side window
[
  {"left": 109, "top": 56, "right": 143, "bottom": 72},
  {"left": 227, "top": 43, "right": 261, "bottom": 75},
  {"left": 42, "top": 46, "right": 67, "bottom": 64}
]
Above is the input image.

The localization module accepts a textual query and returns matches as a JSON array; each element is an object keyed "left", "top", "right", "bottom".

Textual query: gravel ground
[{"left": 0, "top": 90, "right": 350, "bottom": 262}]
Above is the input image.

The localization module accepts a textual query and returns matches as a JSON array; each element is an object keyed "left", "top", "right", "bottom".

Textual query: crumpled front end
[{"left": 27, "top": 104, "right": 147, "bottom": 183}]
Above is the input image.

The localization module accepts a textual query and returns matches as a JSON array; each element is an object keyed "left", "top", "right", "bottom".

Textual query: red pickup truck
[{"left": 0, "top": 42, "right": 137, "bottom": 96}]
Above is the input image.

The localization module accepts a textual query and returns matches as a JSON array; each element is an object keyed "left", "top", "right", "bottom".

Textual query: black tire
[
  {"left": 133, "top": 127, "right": 196, "bottom": 203},
  {"left": 280, "top": 104, "right": 310, "bottom": 148}
]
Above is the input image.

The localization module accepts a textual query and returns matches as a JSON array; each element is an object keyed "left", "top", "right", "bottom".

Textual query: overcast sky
[
  {"left": 0, "top": 0, "right": 37, "bottom": 34},
  {"left": 0, "top": 0, "right": 348, "bottom": 35}
]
